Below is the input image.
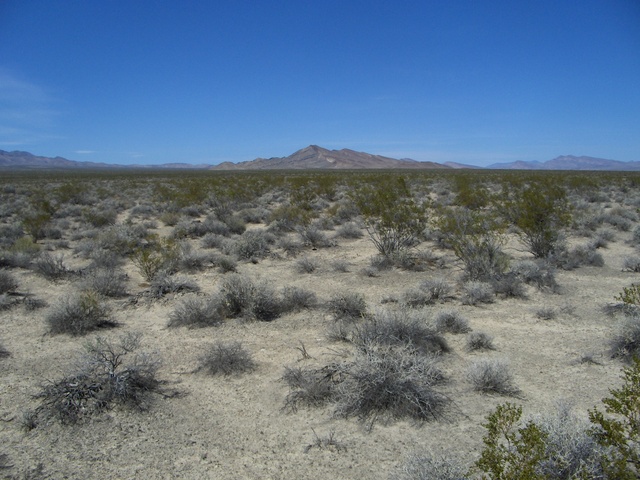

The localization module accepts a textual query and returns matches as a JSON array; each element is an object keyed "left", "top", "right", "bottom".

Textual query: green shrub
[
  {"left": 506, "top": 182, "right": 571, "bottom": 258},
  {"left": 615, "top": 284, "right": 640, "bottom": 307}
]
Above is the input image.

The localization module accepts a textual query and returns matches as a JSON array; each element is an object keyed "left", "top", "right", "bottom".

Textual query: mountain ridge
[{"left": 487, "top": 155, "right": 640, "bottom": 171}]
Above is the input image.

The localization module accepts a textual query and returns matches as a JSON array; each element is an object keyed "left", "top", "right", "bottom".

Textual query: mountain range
[{"left": 1, "top": 148, "right": 638, "bottom": 171}]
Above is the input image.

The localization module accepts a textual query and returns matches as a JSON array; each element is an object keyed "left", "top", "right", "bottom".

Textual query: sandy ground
[{"left": 0, "top": 210, "right": 637, "bottom": 479}]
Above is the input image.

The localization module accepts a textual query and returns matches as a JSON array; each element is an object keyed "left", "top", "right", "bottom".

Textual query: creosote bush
[
  {"left": 32, "top": 333, "right": 162, "bottom": 424},
  {"left": 197, "top": 341, "right": 256, "bottom": 376},
  {"left": 47, "top": 291, "right": 116, "bottom": 336}
]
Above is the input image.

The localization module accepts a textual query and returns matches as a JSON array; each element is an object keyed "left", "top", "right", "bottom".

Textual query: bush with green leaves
[
  {"left": 505, "top": 182, "right": 572, "bottom": 258},
  {"left": 31, "top": 333, "right": 162, "bottom": 424},
  {"left": 435, "top": 207, "right": 508, "bottom": 281},
  {"left": 131, "top": 236, "right": 180, "bottom": 281},
  {"left": 197, "top": 341, "right": 256, "bottom": 376},
  {"left": 47, "top": 291, "right": 116, "bottom": 336},
  {"left": 352, "top": 176, "right": 427, "bottom": 256},
  {"left": 614, "top": 283, "right": 640, "bottom": 307}
]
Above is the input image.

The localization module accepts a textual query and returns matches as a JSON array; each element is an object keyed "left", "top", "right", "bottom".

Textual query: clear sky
[{"left": 1, "top": 1, "right": 639, "bottom": 167}]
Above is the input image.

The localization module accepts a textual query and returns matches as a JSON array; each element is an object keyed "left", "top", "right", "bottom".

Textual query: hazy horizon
[{"left": 1, "top": 1, "right": 639, "bottom": 167}]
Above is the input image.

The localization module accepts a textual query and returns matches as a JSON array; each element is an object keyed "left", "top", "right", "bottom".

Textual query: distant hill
[
  {"left": 487, "top": 155, "right": 640, "bottom": 171},
  {"left": 212, "top": 145, "right": 449, "bottom": 170},
  {"left": 443, "top": 161, "right": 483, "bottom": 169}
]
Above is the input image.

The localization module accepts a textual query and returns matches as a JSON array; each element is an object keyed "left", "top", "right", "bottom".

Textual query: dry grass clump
[
  {"left": 31, "top": 333, "right": 162, "bottom": 425},
  {"left": 197, "top": 341, "right": 256, "bottom": 376},
  {"left": 334, "top": 221, "right": 363, "bottom": 239},
  {"left": 233, "top": 230, "right": 272, "bottom": 260},
  {"left": 148, "top": 273, "right": 200, "bottom": 299},
  {"left": 47, "top": 291, "right": 116, "bottom": 336},
  {"left": 551, "top": 243, "right": 604, "bottom": 270},
  {"left": 168, "top": 295, "right": 226, "bottom": 328},
  {"left": 403, "top": 278, "right": 453, "bottom": 308},
  {"left": 295, "top": 256, "right": 319, "bottom": 274},
  {"left": 467, "top": 358, "right": 520, "bottom": 396},
  {"left": 281, "top": 286, "right": 317, "bottom": 312},
  {"left": 622, "top": 256, "right": 640, "bottom": 272},
  {"left": 535, "top": 306, "right": 557, "bottom": 320},
  {"left": 32, "top": 252, "right": 72, "bottom": 281},
  {"left": 219, "top": 274, "right": 283, "bottom": 321},
  {"left": 434, "top": 309, "right": 471, "bottom": 334},
  {"left": 511, "top": 260, "right": 559, "bottom": 292},
  {"left": 282, "top": 365, "right": 338, "bottom": 412}
]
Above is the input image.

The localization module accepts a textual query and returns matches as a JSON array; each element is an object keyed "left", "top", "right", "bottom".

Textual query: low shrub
[
  {"left": 33, "top": 252, "right": 71, "bottom": 281},
  {"left": 220, "top": 274, "right": 283, "bottom": 321},
  {"left": 334, "top": 222, "right": 363, "bottom": 239},
  {"left": 511, "top": 260, "right": 559, "bottom": 292},
  {"left": 295, "top": 256, "right": 318, "bottom": 274},
  {"left": 234, "top": 230, "right": 271, "bottom": 260},
  {"left": 282, "top": 365, "right": 337, "bottom": 412},
  {"left": 168, "top": 296, "right": 226, "bottom": 328},
  {"left": 197, "top": 341, "right": 256, "bottom": 376},
  {"left": 390, "top": 453, "right": 467, "bottom": 480},
  {"left": 352, "top": 309, "right": 450, "bottom": 355},
  {"left": 535, "top": 307, "right": 557, "bottom": 320},
  {"left": 403, "top": 278, "right": 453, "bottom": 308},
  {"left": 466, "top": 331, "right": 495, "bottom": 351},
  {"left": 281, "top": 286, "right": 317, "bottom": 312},
  {"left": 47, "top": 291, "right": 116, "bottom": 336},
  {"left": 0, "top": 341, "right": 9, "bottom": 359},
  {"left": 461, "top": 281, "right": 495, "bottom": 306},
  {"left": 334, "top": 346, "right": 448, "bottom": 427},
  {"left": 434, "top": 310, "right": 471, "bottom": 334},
  {"left": 147, "top": 273, "right": 200, "bottom": 299},
  {"left": 610, "top": 314, "right": 640, "bottom": 360},
  {"left": 82, "top": 267, "right": 128, "bottom": 298},
  {"left": 0, "top": 270, "right": 18, "bottom": 294},
  {"left": 467, "top": 358, "right": 520, "bottom": 396},
  {"left": 32, "top": 333, "right": 162, "bottom": 424},
  {"left": 298, "top": 226, "right": 334, "bottom": 248},
  {"left": 622, "top": 256, "right": 640, "bottom": 273},
  {"left": 551, "top": 243, "right": 604, "bottom": 270},
  {"left": 201, "top": 233, "right": 225, "bottom": 250},
  {"left": 327, "top": 292, "right": 367, "bottom": 321},
  {"left": 491, "top": 273, "right": 527, "bottom": 299}
]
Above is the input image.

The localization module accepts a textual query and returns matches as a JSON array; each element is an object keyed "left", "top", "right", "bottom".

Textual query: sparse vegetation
[
  {"left": 197, "top": 341, "right": 256, "bottom": 376},
  {"left": 468, "top": 359, "right": 520, "bottom": 396},
  {"left": 47, "top": 291, "right": 116, "bottom": 335}
]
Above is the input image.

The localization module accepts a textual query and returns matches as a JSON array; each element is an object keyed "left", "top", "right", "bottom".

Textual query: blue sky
[{"left": 1, "top": 1, "right": 639, "bottom": 166}]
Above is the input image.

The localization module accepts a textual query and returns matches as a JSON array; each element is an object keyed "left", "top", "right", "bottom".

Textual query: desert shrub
[
  {"left": 177, "top": 249, "right": 218, "bottom": 272},
  {"left": 32, "top": 252, "right": 71, "bottom": 281},
  {"left": 352, "top": 176, "right": 426, "bottom": 256},
  {"left": 159, "top": 211, "right": 181, "bottom": 226},
  {"left": 615, "top": 284, "right": 640, "bottom": 307},
  {"left": 551, "top": 243, "right": 604, "bottom": 270},
  {"left": 234, "top": 230, "right": 271, "bottom": 260},
  {"left": 131, "top": 237, "right": 180, "bottom": 281},
  {"left": 214, "top": 254, "right": 238, "bottom": 273},
  {"left": 622, "top": 256, "right": 640, "bottom": 273},
  {"left": 282, "top": 365, "right": 337, "bottom": 411},
  {"left": 327, "top": 292, "right": 367, "bottom": 321},
  {"left": 47, "top": 291, "right": 116, "bottom": 336},
  {"left": 434, "top": 310, "right": 470, "bottom": 334},
  {"left": 532, "top": 402, "right": 604, "bottom": 479},
  {"left": 83, "top": 208, "right": 117, "bottom": 227},
  {"left": 511, "top": 260, "right": 559, "bottom": 292},
  {"left": 505, "top": 182, "right": 571, "bottom": 258},
  {"left": 466, "top": 331, "right": 495, "bottom": 352},
  {"left": 461, "top": 281, "right": 495, "bottom": 306},
  {"left": 88, "top": 249, "right": 124, "bottom": 269},
  {"left": 535, "top": 307, "right": 557, "bottom": 320},
  {"left": 201, "top": 233, "right": 226, "bottom": 249},
  {"left": 0, "top": 342, "right": 8, "bottom": 359},
  {"left": 168, "top": 296, "right": 226, "bottom": 328},
  {"left": 0, "top": 293, "right": 15, "bottom": 311},
  {"left": 352, "top": 309, "right": 450, "bottom": 355},
  {"left": 33, "top": 333, "right": 161, "bottom": 424},
  {"left": 369, "top": 254, "right": 394, "bottom": 271},
  {"left": 435, "top": 208, "right": 508, "bottom": 281},
  {"left": 147, "top": 273, "right": 200, "bottom": 298},
  {"left": 298, "top": 226, "right": 334, "bottom": 248},
  {"left": 467, "top": 359, "right": 520, "bottom": 396},
  {"left": 491, "top": 272, "right": 527, "bottom": 299},
  {"left": 91, "top": 224, "right": 147, "bottom": 256},
  {"left": 222, "top": 214, "right": 246, "bottom": 235},
  {"left": 334, "top": 346, "right": 448, "bottom": 427},
  {"left": 0, "top": 270, "right": 18, "bottom": 294},
  {"left": 295, "top": 256, "right": 318, "bottom": 274},
  {"left": 331, "top": 259, "right": 350, "bottom": 272},
  {"left": 197, "top": 341, "right": 256, "bottom": 376},
  {"left": 474, "top": 403, "right": 548, "bottom": 479},
  {"left": 219, "top": 274, "right": 282, "bottom": 321},
  {"left": 391, "top": 452, "right": 467, "bottom": 480},
  {"left": 402, "top": 278, "right": 453, "bottom": 308},
  {"left": 610, "top": 314, "right": 640, "bottom": 360},
  {"left": 281, "top": 286, "right": 317, "bottom": 312},
  {"left": 82, "top": 267, "right": 128, "bottom": 298},
  {"left": 589, "top": 357, "right": 640, "bottom": 478},
  {"left": 335, "top": 221, "right": 363, "bottom": 239}
]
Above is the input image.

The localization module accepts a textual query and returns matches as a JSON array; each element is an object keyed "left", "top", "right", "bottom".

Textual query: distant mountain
[
  {"left": 443, "top": 161, "right": 483, "bottom": 169},
  {"left": 0, "top": 150, "right": 112, "bottom": 168},
  {"left": 487, "top": 155, "right": 640, "bottom": 171},
  {"left": 212, "top": 145, "right": 449, "bottom": 170}
]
